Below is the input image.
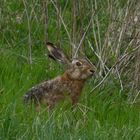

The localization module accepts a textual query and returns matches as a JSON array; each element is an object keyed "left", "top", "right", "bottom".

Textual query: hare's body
[
  {"left": 24, "top": 42, "right": 96, "bottom": 111},
  {"left": 24, "top": 72, "right": 85, "bottom": 110}
]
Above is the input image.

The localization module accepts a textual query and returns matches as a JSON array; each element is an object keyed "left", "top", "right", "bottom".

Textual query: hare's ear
[{"left": 46, "top": 42, "right": 70, "bottom": 65}]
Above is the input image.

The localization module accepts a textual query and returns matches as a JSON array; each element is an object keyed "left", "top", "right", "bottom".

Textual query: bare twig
[
  {"left": 23, "top": 0, "right": 32, "bottom": 64},
  {"left": 73, "top": 12, "right": 95, "bottom": 59},
  {"left": 72, "top": 0, "right": 77, "bottom": 57},
  {"left": 88, "top": 40, "right": 109, "bottom": 77},
  {"left": 56, "top": 0, "right": 61, "bottom": 46},
  {"left": 50, "top": 0, "right": 73, "bottom": 47},
  {"left": 43, "top": 0, "right": 48, "bottom": 42},
  {"left": 132, "top": 90, "right": 140, "bottom": 104},
  {"left": 116, "top": 67, "right": 123, "bottom": 91},
  {"left": 90, "top": 44, "right": 140, "bottom": 94}
]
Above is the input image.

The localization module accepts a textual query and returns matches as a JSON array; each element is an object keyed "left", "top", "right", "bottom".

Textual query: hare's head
[
  {"left": 66, "top": 58, "right": 95, "bottom": 80},
  {"left": 46, "top": 42, "right": 96, "bottom": 80}
]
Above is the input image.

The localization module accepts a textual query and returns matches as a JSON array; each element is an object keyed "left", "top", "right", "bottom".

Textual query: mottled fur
[{"left": 24, "top": 42, "right": 96, "bottom": 111}]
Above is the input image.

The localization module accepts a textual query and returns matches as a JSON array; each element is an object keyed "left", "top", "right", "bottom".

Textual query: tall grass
[
  {"left": 0, "top": 0, "right": 140, "bottom": 139},
  {"left": 0, "top": 47, "right": 140, "bottom": 139}
]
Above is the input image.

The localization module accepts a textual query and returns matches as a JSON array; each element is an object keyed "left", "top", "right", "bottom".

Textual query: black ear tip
[
  {"left": 46, "top": 42, "right": 54, "bottom": 46},
  {"left": 48, "top": 54, "right": 56, "bottom": 60}
]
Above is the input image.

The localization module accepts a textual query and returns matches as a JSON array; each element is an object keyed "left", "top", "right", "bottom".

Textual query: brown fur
[{"left": 23, "top": 42, "right": 96, "bottom": 111}]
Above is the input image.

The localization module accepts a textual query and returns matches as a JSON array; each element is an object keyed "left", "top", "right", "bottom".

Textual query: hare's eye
[{"left": 76, "top": 61, "right": 82, "bottom": 66}]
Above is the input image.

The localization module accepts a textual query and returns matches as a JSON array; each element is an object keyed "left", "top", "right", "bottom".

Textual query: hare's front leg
[
  {"left": 70, "top": 93, "right": 81, "bottom": 106},
  {"left": 47, "top": 101, "right": 55, "bottom": 111},
  {"left": 47, "top": 94, "right": 65, "bottom": 111},
  {"left": 35, "top": 105, "right": 41, "bottom": 112}
]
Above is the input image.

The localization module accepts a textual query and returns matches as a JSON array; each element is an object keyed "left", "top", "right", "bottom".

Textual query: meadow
[{"left": 0, "top": 0, "right": 140, "bottom": 139}]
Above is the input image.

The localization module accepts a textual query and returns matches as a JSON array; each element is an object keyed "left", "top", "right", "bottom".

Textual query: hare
[{"left": 23, "top": 42, "right": 96, "bottom": 111}]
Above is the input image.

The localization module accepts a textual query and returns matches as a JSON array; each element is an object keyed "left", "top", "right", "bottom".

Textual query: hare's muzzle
[
  {"left": 89, "top": 64, "right": 97, "bottom": 75},
  {"left": 88, "top": 69, "right": 95, "bottom": 75}
]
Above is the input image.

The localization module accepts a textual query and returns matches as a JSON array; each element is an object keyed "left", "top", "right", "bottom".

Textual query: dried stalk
[
  {"left": 90, "top": 44, "right": 140, "bottom": 94},
  {"left": 72, "top": 0, "right": 77, "bottom": 56},
  {"left": 43, "top": 0, "right": 48, "bottom": 42},
  {"left": 50, "top": 0, "right": 73, "bottom": 48},
  {"left": 55, "top": 0, "right": 61, "bottom": 46},
  {"left": 73, "top": 12, "right": 94, "bottom": 59},
  {"left": 23, "top": 0, "right": 32, "bottom": 64}
]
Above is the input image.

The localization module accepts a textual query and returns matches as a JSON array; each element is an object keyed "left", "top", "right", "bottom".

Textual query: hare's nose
[{"left": 89, "top": 69, "right": 95, "bottom": 74}]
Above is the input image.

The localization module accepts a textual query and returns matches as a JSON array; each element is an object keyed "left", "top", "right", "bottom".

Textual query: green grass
[
  {"left": 0, "top": 0, "right": 140, "bottom": 139},
  {"left": 0, "top": 48, "right": 140, "bottom": 140}
]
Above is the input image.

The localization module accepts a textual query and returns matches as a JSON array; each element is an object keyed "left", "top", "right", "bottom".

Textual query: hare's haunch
[{"left": 24, "top": 42, "right": 96, "bottom": 111}]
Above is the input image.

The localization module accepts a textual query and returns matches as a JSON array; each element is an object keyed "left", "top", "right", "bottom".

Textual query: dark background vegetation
[{"left": 0, "top": 0, "right": 140, "bottom": 139}]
